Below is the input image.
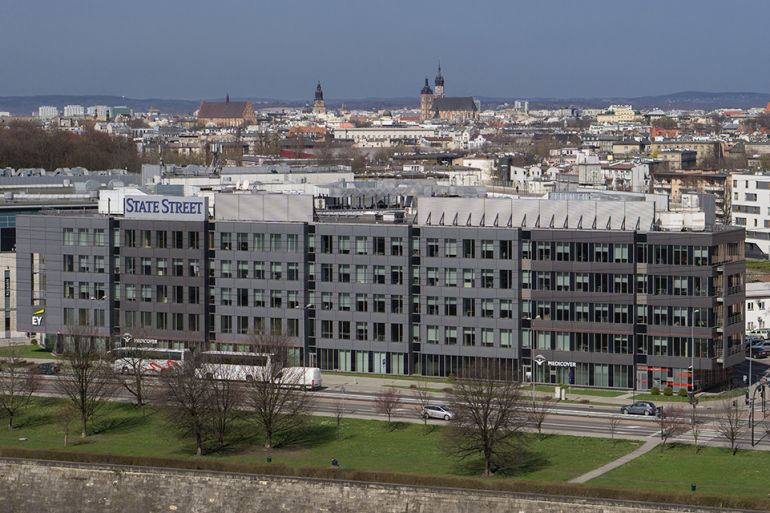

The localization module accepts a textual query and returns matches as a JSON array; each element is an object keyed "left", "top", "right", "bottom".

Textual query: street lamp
[{"left": 533, "top": 354, "right": 547, "bottom": 403}]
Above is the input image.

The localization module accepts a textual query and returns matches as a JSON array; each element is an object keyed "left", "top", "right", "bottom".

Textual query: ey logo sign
[{"left": 32, "top": 308, "right": 45, "bottom": 326}]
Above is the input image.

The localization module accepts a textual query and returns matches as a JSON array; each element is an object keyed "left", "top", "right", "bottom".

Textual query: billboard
[{"left": 123, "top": 196, "right": 207, "bottom": 221}]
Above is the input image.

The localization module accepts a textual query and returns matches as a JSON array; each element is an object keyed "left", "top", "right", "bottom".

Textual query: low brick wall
[{"left": 0, "top": 458, "right": 751, "bottom": 513}]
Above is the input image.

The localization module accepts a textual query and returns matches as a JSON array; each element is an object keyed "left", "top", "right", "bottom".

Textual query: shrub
[
  {"left": 677, "top": 388, "right": 688, "bottom": 397},
  {"left": 663, "top": 386, "right": 674, "bottom": 397},
  {"left": 650, "top": 387, "right": 660, "bottom": 395}
]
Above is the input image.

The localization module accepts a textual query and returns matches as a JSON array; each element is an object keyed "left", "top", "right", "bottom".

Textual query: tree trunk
[
  {"left": 81, "top": 412, "right": 88, "bottom": 438},
  {"left": 195, "top": 432, "right": 203, "bottom": 456},
  {"left": 8, "top": 415, "right": 13, "bottom": 430}
]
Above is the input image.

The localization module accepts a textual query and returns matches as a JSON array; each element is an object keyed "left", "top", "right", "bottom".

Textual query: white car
[{"left": 423, "top": 405, "right": 454, "bottom": 421}]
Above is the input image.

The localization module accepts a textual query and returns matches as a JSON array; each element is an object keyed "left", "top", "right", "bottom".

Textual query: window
[
  {"left": 373, "top": 265, "right": 386, "bottom": 284},
  {"left": 188, "top": 231, "right": 199, "bottom": 249},
  {"left": 390, "top": 266, "right": 403, "bottom": 285},
  {"left": 500, "top": 269, "right": 512, "bottom": 289},
  {"left": 391, "top": 296, "right": 403, "bottom": 314},
  {"left": 444, "top": 268, "right": 457, "bottom": 287},
  {"left": 63, "top": 308, "right": 75, "bottom": 326},
  {"left": 614, "top": 304, "right": 630, "bottom": 324},
  {"left": 321, "top": 320, "right": 334, "bottom": 339},
  {"left": 236, "top": 233, "right": 249, "bottom": 251},
  {"left": 156, "top": 285, "right": 168, "bottom": 303},
  {"left": 500, "top": 300, "right": 513, "bottom": 319},
  {"left": 338, "top": 236, "right": 351, "bottom": 254},
  {"left": 287, "top": 263, "right": 299, "bottom": 281},
  {"left": 426, "top": 238, "right": 439, "bottom": 257},
  {"left": 220, "top": 315, "right": 232, "bottom": 334},
  {"left": 463, "top": 269, "right": 475, "bottom": 288},
  {"left": 427, "top": 326, "right": 439, "bottom": 344},
  {"left": 94, "top": 256, "right": 105, "bottom": 274},
  {"left": 481, "top": 269, "right": 494, "bottom": 288},
  {"left": 426, "top": 267, "right": 438, "bottom": 286},
  {"left": 444, "top": 297, "right": 457, "bottom": 316},
  {"left": 373, "top": 294, "right": 386, "bottom": 313},
  {"left": 481, "top": 240, "right": 494, "bottom": 259},
  {"left": 463, "top": 327, "right": 475, "bottom": 346},
  {"left": 355, "top": 236, "right": 367, "bottom": 255},
  {"left": 94, "top": 229, "right": 106, "bottom": 247},
  {"left": 64, "top": 281, "right": 75, "bottom": 299},
  {"left": 269, "top": 234, "right": 282, "bottom": 252},
  {"left": 390, "top": 237, "right": 403, "bottom": 256},
  {"left": 575, "top": 303, "right": 589, "bottom": 322},
  {"left": 253, "top": 289, "right": 265, "bottom": 308},
  {"left": 253, "top": 234, "right": 265, "bottom": 251},
  {"left": 78, "top": 255, "right": 90, "bottom": 273},
  {"left": 500, "top": 330, "right": 512, "bottom": 348},
  {"left": 356, "top": 265, "right": 368, "bottom": 284},
  {"left": 556, "top": 242, "right": 570, "bottom": 261},
  {"left": 63, "top": 228, "right": 75, "bottom": 246},
  {"left": 320, "top": 235, "right": 333, "bottom": 254},
  {"left": 270, "top": 290, "right": 282, "bottom": 308},
  {"left": 373, "top": 323, "right": 385, "bottom": 341},
  {"left": 463, "top": 297, "right": 475, "bottom": 317},
  {"left": 339, "top": 321, "right": 350, "bottom": 340},
  {"left": 356, "top": 322, "right": 368, "bottom": 341},
  {"left": 338, "top": 293, "right": 351, "bottom": 311},
  {"left": 78, "top": 228, "right": 90, "bottom": 246},
  {"left": 536, "top": 241, "right": 551, "bottom": 260},
  {"left": 252, "top": 261, "right": 265, "bottom": 280},
  {"left": 237, "top": 288, "right": 249, "bottom": 307},
  {"left": 481, "top": 299, "right": 494, "bottom": 318},
  {"left": 173, "top": 258, "right": 184, "bottom": 277},
  {"left": 156, "top": 312, "right": 168, "bottom": 330},
  {"left": 426, "top": 296, "right": 440, "bottom": 315},
  {"left": 481, "top": 328, "right": 494, "bottom": 347},
  {"left": 141, "top": 230, "right": 151, "bottom": 248},
  {"left": 500, "top": 240, "right": 512, "bottom": 260},
  {"left": 614, "top": 244, "right": 630, "bottom": 263},
  {"left": 270, "top": 262, "right": 282, "bottom": 280},
  {"left": 337, "top": 264, "right": 349, "bottom": 283},
  {"left": 593, "top": 243, "right": 609, "bottom": 262},
  {"left": 94, "top": 309, "right": 105, "bottom": 328},
  {"left": 555, "top": 272, "right": 570, "bottom": 291},
  {"left": 356, "top": 293, "right": 368, "bottom": 312},
  {"left": 444, "top": 239, "right": 457, "bottom": 258},
  {"left": 463, "top": 239, "right": 475, "bottom": 259},
  {"left": 141, "top": 285, "right": 152, "bottom": 302},
  {"left": 64, "top": 254, "right": 74, "bottom": 273},
  {"left": 221, "top": 288, "right": 232, "bottom": 306},
  {"left": 445, "top": 326, "right": 457, "bottom": 345},
  {"left": 125, "top": 284, "right": 136, "bottom": 301},
  {"left": 286, "top": 234, "right": 298, "bottom": 253},
  {"left": 221, "top": 261, "right": 233, "bottom": 278}
]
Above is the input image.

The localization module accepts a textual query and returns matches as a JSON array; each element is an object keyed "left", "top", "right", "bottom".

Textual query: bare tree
[
  {"left": 658, "top": 406, "right": 688, "bottom": 451},
  {"left": 607, "top": 415, "right": 621, "bottom": 444},
  {"left": 334, "top": 399, "right": 345, "bottom": 434},
  {"left": 207, "top": 364, "right": 243, "bottom": 447},
  {"left": 56, "top": 329, "right": 117, "bottom": 437},
  {"left": 0, "top": 345, "right": 38, "bottom": 429},
  {"left": 375, "top": 388, "right": 402, "bottom": 430},
  {"left": 57, "top": 403, "right": 78, "bottom": 447},
  {"left": 445, "top": 364, "right": 527, "bottom": 476},
  {"left": 245, "top": 334, "right": 312, "bottom": 449},
  {"left": 527, "top": 396, "right": 554, "bottom": 439},
  {"left": 111, "top": 346, "right": 152, "bottom": 411},
  {"left": 412, "top": 382, "right": 432, "bottom": 427},
  {"left": 160, "top": 351, "right": 212, "bottom": 456},
  {"left": 715, "top": 400, "right": 746, "bottom": 455}
]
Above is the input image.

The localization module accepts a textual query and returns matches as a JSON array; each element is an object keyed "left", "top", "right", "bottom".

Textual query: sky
[{"left": 1, "top": 0, "right": 770, "bottom": 100}]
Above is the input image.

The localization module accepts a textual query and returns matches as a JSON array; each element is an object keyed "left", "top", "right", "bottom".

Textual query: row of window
[
  {"left": 525, "top": 302, "right": 711, "bottom": 326},
  {"left": 220, "top": 261, "right": 300, "bottom": 280},
  {"left": 219, "top": 288, "right": 301, "bottom": 309},
  {"left": 424, "top": 268, "right": 514, "bottom": 289},
  {"left": 122, "top": 230, "right": 201, "bottom": 250},
  {"left": 524, "top": 272, "right": 711, "bottom": 296},
  {"left": 124, "top": 284, "right": 201, "bottom": 305},
  {"left": 523, "top": 241, "right": 710, "bottom": 266},
  {"left": 219, "top": 232, "right": 300, "bottom": 253},
  {"left": 524, "top": 330, "right": 712, "bottom": 358},
  {"left": 63, "top": 255, "right": 106, "bottom": 274},
  {"left": 62, "top": 228, "right": 107, "bottom": 247},
  {"left": 318, "top": 263, "right": 407, "bottom": 285},
  {"left": 319, "top": 235, "right": 408, "bottom": 256},
  {"left": 218, "top": 316, "right": 299, "bottom": 336},
  {"left": 63, "top": 281, "right": 106, "bottom": 300},
  {"left": 424, "top": 238, "right": 514, "bottom": 259},
  {"left": 62, "top": 307, "right": 106, "bottom": 327},
  {"left": 123, "top": 311, "right": 201, "bottom": 332}
]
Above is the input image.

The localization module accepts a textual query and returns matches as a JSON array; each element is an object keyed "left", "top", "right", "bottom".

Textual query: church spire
[
  {"left": 225, "top": 93, "right": 230, "bottom": 103},
  {"left": 434, "top": 62, "right": 445, "bottom": 98}
]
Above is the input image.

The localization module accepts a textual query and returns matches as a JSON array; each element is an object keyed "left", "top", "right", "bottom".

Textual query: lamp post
[
  {"left": 750, "top": 382, "right": 766, "bottom": 447},
  {"left": 533, "top": 354, "right": 547, "bottom": 404}
]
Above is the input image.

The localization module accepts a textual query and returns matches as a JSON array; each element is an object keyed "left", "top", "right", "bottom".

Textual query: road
[{"left": 23, "top": 372, "right": 770, "bottom": 448}]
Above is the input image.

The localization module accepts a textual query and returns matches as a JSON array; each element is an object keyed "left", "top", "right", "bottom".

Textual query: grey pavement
[{"left": 569, "top": 438, "right": 660, "bottom": 484}]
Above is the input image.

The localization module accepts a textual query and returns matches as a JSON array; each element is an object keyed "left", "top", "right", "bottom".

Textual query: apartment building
[
  {"left": 15, "top": 192, "right": 745, "bottom": 391},
  {"left": 731, "top": 172, "right": 770, "bottom": 256}
]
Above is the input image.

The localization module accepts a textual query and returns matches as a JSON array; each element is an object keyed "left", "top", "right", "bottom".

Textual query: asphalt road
[{"left": 23, "top": 372, "right": 770, "bottom": 446}]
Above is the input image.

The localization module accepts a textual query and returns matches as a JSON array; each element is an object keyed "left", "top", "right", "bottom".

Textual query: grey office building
[{"left": 15, "top": 192, "right": 745, "bottom": 390}]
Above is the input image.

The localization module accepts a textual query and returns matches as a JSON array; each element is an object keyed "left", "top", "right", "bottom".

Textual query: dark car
[
  {"left": 620, "top": 401, "right": 657, "bottom": 416},
  {"left": 30, "top": 362, "right": 60, "bottom": 375},
  {"left": 747, "top": 345, "right": 768, "bottom": 359}
]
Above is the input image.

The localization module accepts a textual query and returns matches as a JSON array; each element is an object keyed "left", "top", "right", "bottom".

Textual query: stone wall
[{"left": 0, "top": 458, "right": 747, "bottom": 513}]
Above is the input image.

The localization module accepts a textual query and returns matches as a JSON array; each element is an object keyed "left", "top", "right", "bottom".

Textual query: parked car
[
  {"left": 747, "top": 344, "right": 768, "bottom": 359},
  {"left": 748, "top": 328, "right": 770, "bottom": 340},
  {"left": 620, "top": 401, "right": 657, "bottom": 416},
  {"left": 30, "top": 362, "right": 60, "bottom": 375},
  {"left": 422, "top": 405, "right": 454, "bottom": 421}
]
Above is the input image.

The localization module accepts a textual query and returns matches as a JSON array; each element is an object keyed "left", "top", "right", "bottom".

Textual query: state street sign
[{"left": 124, "top": 195, "right": 207, "bottom": 221}]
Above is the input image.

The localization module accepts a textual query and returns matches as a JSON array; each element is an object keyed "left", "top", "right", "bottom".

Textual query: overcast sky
[{"left": 2, "top": 0, "right": 769, "bottom": 100}]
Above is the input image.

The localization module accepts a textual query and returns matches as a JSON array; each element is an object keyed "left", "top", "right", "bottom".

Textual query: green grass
[
  {"left": 0, "top": 344, "right": 59, "bottom": 360},
  {"left": 533, "top": 385, "right": 626, "bottom": 398},
  {"left": 0, "top": 397, "right": 638, "bottom": 483},
  {"left": 325, "top": 371, "right": 449, "bottom": 384},
  {"left": 591, "top": 444, "right": 770, "bottom": 498},
  {"left": 747, "top": 259, "right": 770, "bottom": 272}
]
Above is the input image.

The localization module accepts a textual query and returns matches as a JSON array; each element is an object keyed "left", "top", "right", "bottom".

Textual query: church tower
[
  {"left": 313, "top": 81, "right": 326, "bottom": 115},
  {"left": 420, "top": 78, "right": 434, "bottom": 121},
  {"left": 434, "top": 63, "right": 445, "bottom": 98}
]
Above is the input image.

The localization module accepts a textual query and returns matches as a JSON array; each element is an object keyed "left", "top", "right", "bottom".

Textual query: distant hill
[{"left": 0, "top": 91, "right": 768, "bottom": 115}]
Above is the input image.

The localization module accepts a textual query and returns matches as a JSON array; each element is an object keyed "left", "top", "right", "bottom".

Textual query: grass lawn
[
  {"left": 0, "top": 344, "right": 59, "bottom": 360},
  {"left": 0, "top": 397, "right": 639, "bottom": 483},
  {"left": 591, "top": 443, "right": 770, "bottom": 498},
  {"left": 533, "top": 385, "right": 625, "bottom": 398},
  {"left": 747, "top": 259, "right": 770, "bottom": 272}
]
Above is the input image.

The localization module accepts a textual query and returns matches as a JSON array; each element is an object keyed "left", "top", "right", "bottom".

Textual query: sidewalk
[{"left": 568, "top": 439, "right": 660, "bottom": 484}]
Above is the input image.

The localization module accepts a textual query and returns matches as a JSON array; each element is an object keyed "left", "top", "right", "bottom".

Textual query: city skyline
[{"left": 2, "top": 0, "right": 770, "bottom": 100}]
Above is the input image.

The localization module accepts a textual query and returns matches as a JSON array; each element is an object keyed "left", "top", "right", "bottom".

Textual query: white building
[
  {"left": 746, "top": 282, "right": 770, "bottom": 331},
  {"left": 87, "top": 105, "right": 110, "bottom": 119},
  {"left": 63, "top": 104, "right": 85, "bottom": 117},
  {"left": 37, "top": 106, "right": 59, "bottom": 119},
  {"left": 731, "top": 172, "right": 770, "bottom": 256},
  {"left": 332, "top": 127, "right": 436, "bottom": 148}
]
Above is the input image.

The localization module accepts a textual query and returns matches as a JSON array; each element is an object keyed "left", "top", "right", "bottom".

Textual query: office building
[{"left": 15, "top": 191, "right": 745, "bottom": 391}]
